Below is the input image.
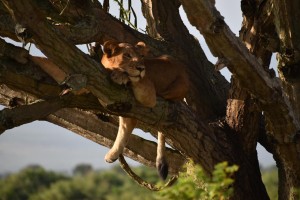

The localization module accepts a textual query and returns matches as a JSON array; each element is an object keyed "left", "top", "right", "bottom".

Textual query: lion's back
[{"left": 144, "top": 56, "right": 189, "bottom": 100}]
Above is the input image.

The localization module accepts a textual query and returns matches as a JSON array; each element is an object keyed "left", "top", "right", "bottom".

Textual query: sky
[{"left": 0, "top": 0, "right": 276, "bottom": 174}]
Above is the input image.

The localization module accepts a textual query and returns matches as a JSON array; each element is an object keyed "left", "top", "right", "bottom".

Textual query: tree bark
[
  {"left": 272, "top": 0, "right": 300, "bottom": 199},
  {"left": 1, "top": 0, "right": 300, "bottom": 199},
  {"left": 0, "top": 71, "right": 184, "bottom": 174}
]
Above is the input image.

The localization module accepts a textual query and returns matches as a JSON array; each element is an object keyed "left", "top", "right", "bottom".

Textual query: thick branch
[
  {"left": 0, "top": 0, "right": 167, "bottom": 55},
  {"left": 271, "top": 1, "right": 300, "bottom": 198},
  {"left": 0, "top": 82, "right": 185, "bottom": 174},
  {"left": 46, "top": 108, "right": 184, "bottom": 174},
  {"left": 180, "top": 0, "right": 299, "bottom": 141},
  {"left": 180, "top": 1, "right": 300, "bottom": 198},
  {"left": 0, "top": 96, "right": 66, "bottom": 133},
  {"left": 234, "top": 0, "right": 276, "bottom": 155},
  {"left": 273, "top": 0, "right": 300, "bottom": 59},
  {"left": 1, "top": 1, "right": 290, "bottom": 198},
  {"left": 0, "top": 2, "right": 17, "bottom": 40},
  {"left": 273, "top": 0, "right": 300, "bottom": 121},
  {"left": 4, "top": 0, "right": 238, "bottom": 174},
  {"left": 141, "top": 0, "right": 229, "bottom": 118},
  {"left": 1, "top": 0, "right": 230, "bottom": 120}
]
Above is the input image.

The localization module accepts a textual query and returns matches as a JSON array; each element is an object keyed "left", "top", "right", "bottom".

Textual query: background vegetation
[
  {"left": 0, "top": 164, "right": 278, "bottom": 200},
  {"left": 1, "top": 0, "right": 299, "bottom": 198}
]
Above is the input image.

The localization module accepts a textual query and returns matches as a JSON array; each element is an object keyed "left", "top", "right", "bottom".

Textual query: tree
[
  {"left": 0, "top": 0, "right": 299, "bottom": 199},
  {"left": 0, "top": 165, "right": 67, "bottom": 200},
  {"left": 73, "top": 164, "right": 93, "bottom": 176}
]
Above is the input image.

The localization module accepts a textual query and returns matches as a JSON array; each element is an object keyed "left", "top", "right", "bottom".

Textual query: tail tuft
[{"left": 156, "top": 157, "right": 169, "bottom": 180}]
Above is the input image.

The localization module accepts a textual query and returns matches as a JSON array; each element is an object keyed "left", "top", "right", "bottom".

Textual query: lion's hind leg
[
  {"left": 159, "top": 73, "right": 189, "bottom": 100},
  {"left": 156, "top": 131, "right": 169, "bottom": 180}
]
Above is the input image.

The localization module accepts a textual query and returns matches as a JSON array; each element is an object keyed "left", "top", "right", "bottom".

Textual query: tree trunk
[{"left": 1, "top": 0, "right": 300, "bottom": 199}]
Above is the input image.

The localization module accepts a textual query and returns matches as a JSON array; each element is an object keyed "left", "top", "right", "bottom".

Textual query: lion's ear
[
  {"left": 103, "top": 40, "right": 119, "bottom": 57},
  {"left": 135, "top": 41, "right": 150, "bottom": 57}
]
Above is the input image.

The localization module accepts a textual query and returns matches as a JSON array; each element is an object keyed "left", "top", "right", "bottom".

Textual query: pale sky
[{"left": 0, "top": 0, "right": 275, "bottom": 174}]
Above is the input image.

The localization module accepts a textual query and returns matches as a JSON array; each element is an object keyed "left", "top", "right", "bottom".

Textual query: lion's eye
[{"left": 123, "top": 53, "right": 131, "bottom": 59}]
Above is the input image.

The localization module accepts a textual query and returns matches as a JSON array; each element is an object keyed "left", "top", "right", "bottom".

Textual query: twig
[{"left": 118, "top": 154, "right": 178, "bottom": 191}]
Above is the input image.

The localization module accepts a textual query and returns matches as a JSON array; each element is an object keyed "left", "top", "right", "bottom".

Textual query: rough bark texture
[{"left": 0, "top": 0, "right": 300, "bottom": 199}]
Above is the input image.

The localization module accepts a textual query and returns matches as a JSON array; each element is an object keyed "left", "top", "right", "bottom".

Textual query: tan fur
[
  {"left": 101, "top": 41, "right": 189, "bottom": 179},
  {"left": 30, "top": 56, "right": 89, "bottom": 95},
  {"left": 30, "top": 56, "right": 67, "bottom": 83}
]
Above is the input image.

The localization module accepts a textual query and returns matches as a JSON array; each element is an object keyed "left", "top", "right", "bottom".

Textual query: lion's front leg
[
  {"left": 105, "top": 117, "right": 137, "bottom": 163},
  {"left": 131, "top": 76, "right": 156, "bottom": 107}
]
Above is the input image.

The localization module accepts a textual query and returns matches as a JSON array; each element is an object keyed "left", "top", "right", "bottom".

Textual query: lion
[{"left": 101, "top": 40, "right": 189, "bottom": 179}]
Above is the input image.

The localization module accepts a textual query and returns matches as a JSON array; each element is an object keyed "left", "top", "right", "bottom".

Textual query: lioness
[{"left": 101, "top": 41, "right": 189, "bottom": 179}]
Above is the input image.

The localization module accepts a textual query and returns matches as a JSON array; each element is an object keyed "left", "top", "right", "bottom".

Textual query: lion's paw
[
  {"left": 128, "top": 75, "right": 141, "bottom": 83},
  {"left": 104, "top": 150, "right": 120, "bottom": 163},
  {"left": 111, "top": 70, "right": 130, "bottom": 85}
]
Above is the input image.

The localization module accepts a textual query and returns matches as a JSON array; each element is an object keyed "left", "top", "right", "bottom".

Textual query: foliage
[
  {"left": 29, "top": 167, "right": 142, "bottom": 200},
  {"left": 0, "top": 165, "right": 67, "bottom": 200},
  {"left": 260, "top": 166, "right": 299, "bottom": 200},
  {"left": 0, "top": 164, "right": 157, "bottom": 200},
  {"left": 0, "top": 164, "right": 280, "bottom": 200},
  {"left": 113, "top": 0, "right": 137, "bottom": 29},
  {"left": 156, "top": 161, "right": 239, "bottom": 200},
  {"left": 261, "top": 166, "right": 278, "bottom": 200},
  {"left": 72, "top": 163, "right": 93, "bottom": 176}
]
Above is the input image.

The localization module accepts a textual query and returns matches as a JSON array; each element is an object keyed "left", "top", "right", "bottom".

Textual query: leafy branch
[
  {"left": 113, "top": 0, "right": 138, "bottom": 30},
  {"left": 156, "top": 160, "right": 239, "bottom": 200}
]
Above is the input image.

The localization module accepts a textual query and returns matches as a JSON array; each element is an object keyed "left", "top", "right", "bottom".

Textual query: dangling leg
[
  {"left": 105, "top": 117, "right": 137, "bottom": 163},
  {"left": 156, "top": 131, "right": 169, "bottom": 180}
]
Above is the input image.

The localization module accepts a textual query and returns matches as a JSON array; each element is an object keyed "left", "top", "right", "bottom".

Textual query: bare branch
[
  {"left": 226, "top": 0, "right": 275, "bottom": 155},
  {"left": 0, "top": 96, "right": 65, "bottom": 133},
  {"left": 0, "top": 81, "right": 185, "bottom": 174},
  {"left": 47, "top": 108, "right": 184, "bottom": 174},
  {"left": 0, "top": 38, "right": 29, "bottom": 64}
]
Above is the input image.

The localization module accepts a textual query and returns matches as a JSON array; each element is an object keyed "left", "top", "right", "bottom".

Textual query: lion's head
[{"left": 101, "top": 41, "right": 149, "bottom": 82}]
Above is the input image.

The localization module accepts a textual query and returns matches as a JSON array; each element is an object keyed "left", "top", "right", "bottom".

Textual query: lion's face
[{"left": 101, "top": 41, "right": 148, "bottom": 82}]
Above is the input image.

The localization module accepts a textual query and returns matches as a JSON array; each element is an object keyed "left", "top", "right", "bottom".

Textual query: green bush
[{"left": 156, "top": 161, "right": 239, "bottom": 200}]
